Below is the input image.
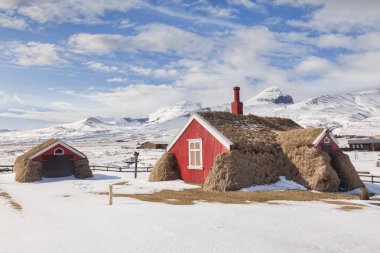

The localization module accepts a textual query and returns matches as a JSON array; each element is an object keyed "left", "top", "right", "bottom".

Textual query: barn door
[
  {"left": 322, "top": 144, "right": 333, "bottom": 155},
  {"left": 42, "top": 155, "right": 74, "bottom": 178}
]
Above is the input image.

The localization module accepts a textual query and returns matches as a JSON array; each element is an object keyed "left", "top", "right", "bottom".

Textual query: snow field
[
  {"left": 1, "top": 171, "right": 380, "bottom": 253},
  {"left": 0, "top": 143, "right": 380, "bottom": 252}
]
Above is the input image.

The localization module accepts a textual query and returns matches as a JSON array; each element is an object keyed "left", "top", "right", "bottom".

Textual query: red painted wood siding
[
  {"left": 315, "top": 134, "right": 340, "bottom": 152},
  {"left": 169, "top": 119, "right": 229, "bottom": 184},
  {"left": 32, "top": 144, "right": 83, "bottom": 162}
]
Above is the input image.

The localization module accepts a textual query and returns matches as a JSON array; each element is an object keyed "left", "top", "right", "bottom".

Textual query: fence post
[
  {"left": 107, "top": 166, "right": 109, "bottom": 171},
  {"left": 119, "top": 167, "right": 121, "bottom": 172},
  {"left": 109, "top": 184, "right": 113, "bottom": 205},
  {"left": 371, "top": 175, "right": 374, "bottom": 184},
  {"left": 134, "top": 152, "right": 139, "bottom": 179}
]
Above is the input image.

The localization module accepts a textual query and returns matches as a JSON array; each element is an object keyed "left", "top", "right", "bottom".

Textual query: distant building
[
  {"left": 348, "top": 138, "right": 380, "bottom": 151},
  {"left": 137, "top": 141, "right": 168, "bottom": 150}
]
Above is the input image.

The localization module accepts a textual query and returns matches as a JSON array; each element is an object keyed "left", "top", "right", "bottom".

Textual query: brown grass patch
[
  {"left": 339, "top": 205, "right": 363, "bottom": 211},
  {"left": 109, "top": 188, "right": 358, "bottom": 205},
  {"left": 0, "top": 191, "right": 22, "bottom": 211},
  {"left": 323, "top": 200, "right": 365, "bottom": 211}
]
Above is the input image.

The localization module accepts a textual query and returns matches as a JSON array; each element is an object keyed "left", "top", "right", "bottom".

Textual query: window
[
  {"left": 188, "top": 139, "right": 203, "bottom": 169},
  {"left": 54, "top": 148, "right": 64, "bottom": 155},
  {"left": 324, "top": 137, "right": 330, "bottom": 143}
]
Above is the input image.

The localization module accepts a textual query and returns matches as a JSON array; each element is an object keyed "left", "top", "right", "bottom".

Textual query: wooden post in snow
[{"left": 109, "top": 184, "right": 113, "bottom": 205}]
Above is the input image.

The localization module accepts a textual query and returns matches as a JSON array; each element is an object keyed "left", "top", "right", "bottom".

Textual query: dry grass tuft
[
  {"left": 198, "top": 111, "right": 300, "bottom": 151},
  {"left": 0, "top": 191, "right": 22, "bottom": 211},
  {"left": 277, "top": 128, "right": 324, "bottom": 149},
  {"left": 110, "top": 188, "right": 358, "bottom": 205},
  {"left": 149, "top": 152, "right": 180, "bottom": 182},
  {"left": 277, "top": 130, "right": 341, "bottom": 192}
]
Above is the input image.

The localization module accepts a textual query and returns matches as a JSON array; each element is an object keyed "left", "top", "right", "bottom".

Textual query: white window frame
[
  {"left": 188, "top": 139, "right": 203, "bottom": 170},
  {"left": 54, "top": 148, "right": 64, "bottom": 155},
  {"left": 324, "top": 137, "right": 330, "bottom": 144}
]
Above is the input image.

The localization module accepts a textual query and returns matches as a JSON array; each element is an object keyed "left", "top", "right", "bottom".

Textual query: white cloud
[
  {"left": 194, "top": 5, "right": 236, "bottom": 19},
  {"left": 295, "top": 56, "right": 334, "bottom": 76},
  {"left": 118, "top": 19, "right": 135, "bottom": 29},
  {"left": 107, "top": 77, "right": 127, "bottom": 83},
  {"left": 131, "top": 23, "right": 214, "bottom": 56},
  {"left": 228, "top": 0, "right": 257, "bottom": 9},
  {"left": 273, "top": 0, "right": 322, "bottom": 7},
  {"left": 68, "top": 33, "right": 128, "bottom": 55},
  {"left": 1, "top": 0, "right": 143, "bottom": 25},
  {"left": 85, "top": 61, "right": 120, "bottom": 73},
  {"left": 0, "top": 13, "right": 27, "bottom": 30},
  {"left": 68, "top": 24, "right": 214, "bottom": 58},
  {"left": 153, "top": 69, "right": 178, "bottom": 78},
  {"left": 283, "top": 0, "right": 380, "bottom": 33},
  {"left": 83, "top": 85, "right": 186, "bottom": 117},
  {"left": 0, "top": 90, "right": 24, "bottom": 104},
  {"left": 6, "top": 41, "right": 64, "bottom": 66},
  {"left": 51, "top": 101, "right": 73, "bottom": 110}
]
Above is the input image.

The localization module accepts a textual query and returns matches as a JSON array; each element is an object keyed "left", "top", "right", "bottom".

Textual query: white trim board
[
  {"left": 29, "top": 140, "right": 86, "bottom": 160},
  {"left": 166, "top": 113, "right": 233, "bottom": 151}
]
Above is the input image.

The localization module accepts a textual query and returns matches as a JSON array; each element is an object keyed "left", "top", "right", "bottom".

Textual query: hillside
[{"left": 0, "top": 87, "right": 378, "bottom": 143}]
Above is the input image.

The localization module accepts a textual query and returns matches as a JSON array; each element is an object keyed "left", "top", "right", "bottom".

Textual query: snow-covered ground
[
  {"left": 1, "top": 141, "right": 380, "bottom": 252},
  {"left": 1, "top": 171, "right": 380, "bottom": 253},
  {"left": 346, "top": 151, "right": 380, "bottom": 175},
  {"left": 240, "top": 176, "right": 306, "bottom": 191}
]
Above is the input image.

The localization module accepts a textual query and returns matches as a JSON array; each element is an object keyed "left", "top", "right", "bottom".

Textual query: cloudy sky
[{"left": 0, "top": 0, "right": 380, "bottom": 129}]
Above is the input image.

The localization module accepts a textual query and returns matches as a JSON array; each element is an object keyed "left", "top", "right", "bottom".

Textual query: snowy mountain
[
  {"left": 0, "top": 129, "right": 12, "bottom": 133},
  {"left": 0, "top": 88, "right": 379, "bottom": 143},
  {"left": 244, "top": 88, "right": 380, "bottom": 136},
  {"left": 146, "top": 101, "right": 202, "bottom": 124},
  {"left": 0, "top": 101, "right": 200, "bottom": 143},
  {"left": 246, "top": 86, "right": 294, "bottom": 105}
]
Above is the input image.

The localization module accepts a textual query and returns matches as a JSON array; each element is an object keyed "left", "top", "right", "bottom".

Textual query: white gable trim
[
  {"left": 29, "top": 140, "right": 86, "bottom": 160},
  {"left": 312, "top": 129, "right": 339, "bottom": 146},
  {"left": 166, "top": 113, "right": 233, "bottom": 151}
]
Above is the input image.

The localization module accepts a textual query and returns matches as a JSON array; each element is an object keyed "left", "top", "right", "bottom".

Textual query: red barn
[{"left": 166, "top": 87, "right": 340, "bottom": 184}]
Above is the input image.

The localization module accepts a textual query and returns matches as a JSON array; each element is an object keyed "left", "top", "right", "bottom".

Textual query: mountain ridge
[{"left": 0, "top": 87, "right": 379, "bottom": 143}]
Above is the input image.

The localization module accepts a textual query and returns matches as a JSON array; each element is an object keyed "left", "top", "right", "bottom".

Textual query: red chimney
[{"left": 231, "top": 86, "right": 243, "bottom": 115}]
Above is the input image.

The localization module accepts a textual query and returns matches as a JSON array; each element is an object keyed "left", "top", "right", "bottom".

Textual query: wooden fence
[
  {"left": 90, "top": 165, "right": 152, "bottom": 173},
  {"left": 0, "top": 165, "right": 13, "bottom": 172},
  {"left": 358, "top": 173, "right": 380, "bottom": 184},
  {"left": 0, "top": 165, "right": 151, "bottom": 173}
]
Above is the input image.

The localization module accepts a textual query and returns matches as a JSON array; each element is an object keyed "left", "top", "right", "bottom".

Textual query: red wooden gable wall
[
  {"left": 314, "top": 133, "right": 340, "bottom": 152},
  {"left": 169, "top": 119, "right": 229, "bottom": 184},
  {"left": 32, "top": 144, "right": 84, "bottom": 162}
]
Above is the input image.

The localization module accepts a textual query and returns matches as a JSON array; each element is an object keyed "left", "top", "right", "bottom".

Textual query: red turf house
[
  {"left": 29, "top": 140, "right": 87, "bottom": 178},
  {"left": 166, "top": 87, "right": 340, "bottom": 184}
]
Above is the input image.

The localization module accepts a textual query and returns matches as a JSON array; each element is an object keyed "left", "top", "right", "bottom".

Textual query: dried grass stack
[
  {"left": 14, "top": 139, "right": 58, "bottom": 182},
  {"left": 277, "top": 129, "right": 340, "bottom": 192},
  {"left": 74, "top": 158, "right": 93, "bottom": 179},
  {"left": 330, "top": 151, "right": 364, "bottom": 190},
  {"left": 149, "top": 152, "right": 180, "bottom": 182},
  {"left": 203, "top": 150, "right": 280, "bottom": 191}
]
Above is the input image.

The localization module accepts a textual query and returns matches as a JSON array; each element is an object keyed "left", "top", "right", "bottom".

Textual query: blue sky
[{"left": 0, "top": 0, "right": 380, "bottom": 129}]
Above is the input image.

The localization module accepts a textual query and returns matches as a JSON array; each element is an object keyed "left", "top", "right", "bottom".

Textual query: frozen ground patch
[{"left": 240, "top": 176, "right": 306, "bottom": 192}]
